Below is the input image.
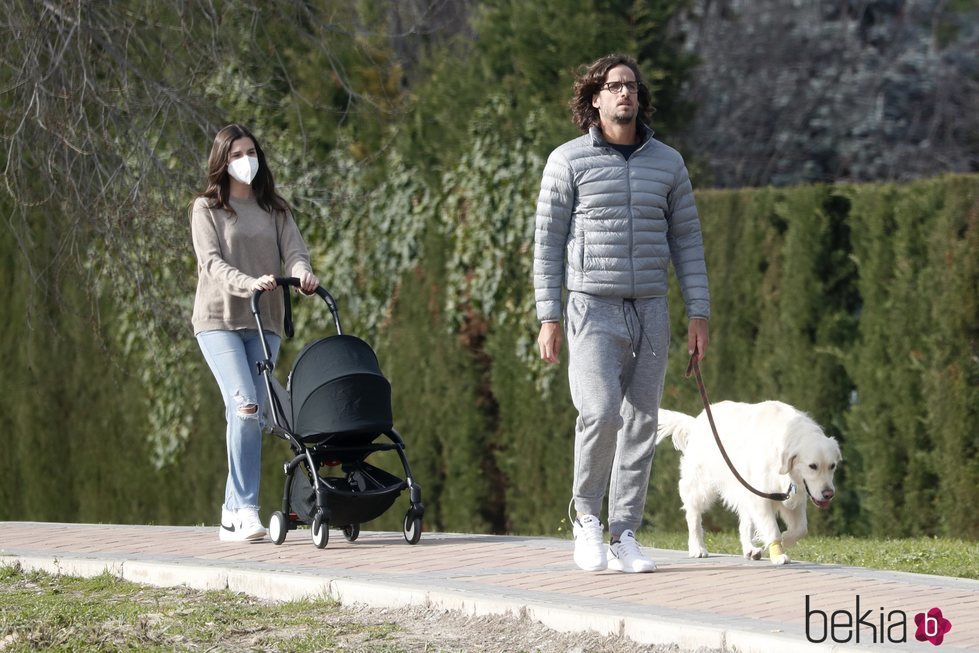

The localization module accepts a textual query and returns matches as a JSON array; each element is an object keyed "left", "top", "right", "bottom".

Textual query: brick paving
[{"left": 1, "top": 521, "right": 976, "bottom": 652}]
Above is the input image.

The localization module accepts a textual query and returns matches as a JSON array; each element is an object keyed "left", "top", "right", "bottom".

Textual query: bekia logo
[
  {"left": 915, "top": 607, "right": 952, "bottom": 646},
  {"left": 806, "top": 595, "right": 953, "bottom": 645}
]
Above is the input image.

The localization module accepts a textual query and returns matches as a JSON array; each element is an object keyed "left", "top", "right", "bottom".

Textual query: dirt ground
[
  {"left": 1, "top": 563, "right": 724, "bottom": 652},
  {"left": 333, "top": 603, "right": 723, "bottom": 653}
]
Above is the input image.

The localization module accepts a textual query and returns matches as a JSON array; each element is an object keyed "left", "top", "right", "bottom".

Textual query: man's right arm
[
  {"left": 533, "top": 150, "right": 574, "bottom": 323},
  {"left": 533, "top": 150, "right": 574, "bottom": 364}
]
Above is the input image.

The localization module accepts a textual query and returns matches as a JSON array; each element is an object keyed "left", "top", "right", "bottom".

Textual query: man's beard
[{"left": 611, "top": 106, "right": 636, "bottom": 123}]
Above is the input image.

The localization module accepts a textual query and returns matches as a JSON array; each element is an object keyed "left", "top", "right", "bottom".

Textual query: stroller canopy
[{"left": 289, "top": 334, "right": 393, "bottom": 438}]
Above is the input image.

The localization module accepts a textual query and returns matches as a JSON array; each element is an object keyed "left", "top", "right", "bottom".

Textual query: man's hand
[
  {"left": 537, "top": 321, "right": 563, "bottom": 364},
  {"left": 688, "top": 318, "right": 709, "bottom": 363}
]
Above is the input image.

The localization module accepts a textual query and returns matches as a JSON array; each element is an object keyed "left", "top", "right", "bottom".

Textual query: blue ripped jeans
[{"left": 197, "top": 329, "right": 281, "bottom": 512}]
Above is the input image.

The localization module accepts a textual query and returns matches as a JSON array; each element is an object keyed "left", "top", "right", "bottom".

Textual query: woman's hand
[
  {"left": 250, "top": 274, "right": 277, "bottom": 293},
  {"left": 298, "top": 271, "right": 319, "bottom": 295}
]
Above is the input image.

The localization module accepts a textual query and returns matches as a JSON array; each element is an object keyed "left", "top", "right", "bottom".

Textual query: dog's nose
[{"left": 822, "top": 489, "right": 835, "bottom": 500}]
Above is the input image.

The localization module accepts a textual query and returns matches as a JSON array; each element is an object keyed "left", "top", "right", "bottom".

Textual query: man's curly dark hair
[{"left": 569, "top": 54, "right": 653, "bottom": 133}]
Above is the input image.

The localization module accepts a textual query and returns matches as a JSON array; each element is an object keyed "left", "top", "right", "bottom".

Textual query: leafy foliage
[
  {"left": 0, "top": 0, "right": 424, "bottom": 465},
  {"left": 2, "top": 2, "right": 975, "bottom": 542},
  {"left": 402, "top": 0, "right": 696, "bottom": 172}
]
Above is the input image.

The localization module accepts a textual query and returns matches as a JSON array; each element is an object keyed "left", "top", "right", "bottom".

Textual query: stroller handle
[
  {"left": 249, "top": 278, "right": 342, "bottom": 435},
  {"left": 250, "top": 277, "right": 343, "bottom": 339}
]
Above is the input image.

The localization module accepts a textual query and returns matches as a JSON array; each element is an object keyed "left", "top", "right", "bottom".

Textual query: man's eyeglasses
[{"left": 600, "top": 81, "right": 640, "bottom": 94}]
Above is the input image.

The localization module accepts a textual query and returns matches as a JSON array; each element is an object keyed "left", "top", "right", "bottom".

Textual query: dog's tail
[{"left": 656, "top": 409, "right": 695, "bottom": 452}]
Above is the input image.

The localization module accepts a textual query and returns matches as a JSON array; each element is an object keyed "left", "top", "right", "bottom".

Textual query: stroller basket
[{"left": 289, "top": 463, "right": 405, "bottom": 526}]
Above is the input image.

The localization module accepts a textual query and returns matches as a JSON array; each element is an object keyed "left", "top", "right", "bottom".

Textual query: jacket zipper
[
  {"left": 608, "top": 137, "right": 650, "bottom": 297},
  {"left": 625, "top": 155, "right": 635, "bottom": 296}
]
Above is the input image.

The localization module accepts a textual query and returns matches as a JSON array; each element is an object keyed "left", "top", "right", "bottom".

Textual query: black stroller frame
[{"left": 251, "top": 277, "right": 424, "bottom": 548}]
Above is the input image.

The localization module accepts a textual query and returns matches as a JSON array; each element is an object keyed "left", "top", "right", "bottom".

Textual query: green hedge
[
  {"left": 844, "top": 177, "right": 979, "bottom": 537},
  {"left": 2, "top": 174, "right": 976, "bottom": 539}
]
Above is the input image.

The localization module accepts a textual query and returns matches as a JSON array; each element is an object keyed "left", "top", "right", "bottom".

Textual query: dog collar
[{"left": 782, "top": 483, "right": 797, "bottom": 502}]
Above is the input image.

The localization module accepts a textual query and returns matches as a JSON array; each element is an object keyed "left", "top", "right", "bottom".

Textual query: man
[{"left": 534, "top": 54, "right": 710, "bottom": 573}]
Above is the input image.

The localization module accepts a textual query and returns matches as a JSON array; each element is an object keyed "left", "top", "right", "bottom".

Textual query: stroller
[{"left": 250, "top": 278, "right": 423, "bottom": 548}]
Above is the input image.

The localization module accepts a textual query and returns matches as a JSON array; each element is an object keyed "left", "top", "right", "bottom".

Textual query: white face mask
[{"left": 228, "top": 155, "right": 259, "bottom": 185}]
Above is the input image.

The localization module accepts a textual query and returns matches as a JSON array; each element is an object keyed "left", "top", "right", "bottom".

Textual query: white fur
[{"left": 656, "top": 401, "right": 842, "bottom": 565}]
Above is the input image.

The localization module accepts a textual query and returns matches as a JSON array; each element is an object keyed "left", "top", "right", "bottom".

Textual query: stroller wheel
[
  {"left": 269, "top": 511, "right": 288, "bottom": 545},
  {"left": 342, "top": 524, "right": 360, "bottom": 542},
  {"left": 311, "top": 513, "right": 329, "bottom": 549},
  {"left": 403, "top": 511, "right": 422, "bottom": 545}
]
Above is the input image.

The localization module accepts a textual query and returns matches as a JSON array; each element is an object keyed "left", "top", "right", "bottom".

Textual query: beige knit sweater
[{"left": 191, "top": 195, "right": 313, "bottom": 337}]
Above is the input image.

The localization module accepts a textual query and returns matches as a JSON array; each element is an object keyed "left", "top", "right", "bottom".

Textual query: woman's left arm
[{"left": 279, "top": 210, "right": 317, "bottom": 291}]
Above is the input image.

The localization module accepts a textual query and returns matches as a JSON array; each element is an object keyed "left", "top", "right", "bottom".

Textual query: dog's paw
[
  {"left": 743, "top": 547, "right": 763, "bottom": 560},
  {"left": 688, "top": 547, "right": 709, "bottom": 558},
  {"left": 768, "top": 541, "right": 791, "bottom": 565}
]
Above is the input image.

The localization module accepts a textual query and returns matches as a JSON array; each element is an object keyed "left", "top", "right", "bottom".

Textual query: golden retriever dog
[{"left": 656, "top": 401, "right": 841, "bottom": 565}]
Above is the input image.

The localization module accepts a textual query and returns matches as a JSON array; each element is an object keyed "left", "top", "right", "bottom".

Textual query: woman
[{"left": 191, "top": 124, "right": 318, "bottom": 542}]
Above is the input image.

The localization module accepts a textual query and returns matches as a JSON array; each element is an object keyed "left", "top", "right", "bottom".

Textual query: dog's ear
[
  {"left": 779, "top": 450, "right": 797, "bottom": 476},
  {"left": 829, "top": 437, "right": 842, "bottom": 463}
]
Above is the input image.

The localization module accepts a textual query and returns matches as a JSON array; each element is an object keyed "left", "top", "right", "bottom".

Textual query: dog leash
[{"left": 685, "top": 354, "right": 794, "bottom": 502}]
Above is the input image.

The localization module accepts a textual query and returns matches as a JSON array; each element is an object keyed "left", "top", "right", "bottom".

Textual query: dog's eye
[
  {"left": 809, "top": 463, "right": 818, "bottom": 470},
  {"left": 830, "top": 463, "right": 836, "bottom": 470}
]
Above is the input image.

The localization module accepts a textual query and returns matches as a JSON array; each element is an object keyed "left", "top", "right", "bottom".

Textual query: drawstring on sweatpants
[
  {"left": 622, "top": 298, "right": 657, "bottom": 359},
  {"left": 623, "top": 299, "right": 640, "bottom": 357},
  {"left": 622, "top": 297, "right": 656, "bottom": 358}
]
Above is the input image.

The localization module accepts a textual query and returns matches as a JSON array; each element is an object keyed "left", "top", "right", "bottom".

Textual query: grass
[
  {"left": 0, "top": 564, "right": 403, "bottom": 652},
  {"left": 640, "top": 530, "right": 979, "bottom": 580}
]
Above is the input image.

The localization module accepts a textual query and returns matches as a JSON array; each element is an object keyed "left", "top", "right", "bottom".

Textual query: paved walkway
[{"left": 2, "top": 521, "right": 977, "bottom": 652}]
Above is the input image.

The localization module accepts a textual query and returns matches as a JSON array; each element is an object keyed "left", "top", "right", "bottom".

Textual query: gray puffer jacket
[{"left": 533, "top": 124, "right": 710, "bottom": 323}]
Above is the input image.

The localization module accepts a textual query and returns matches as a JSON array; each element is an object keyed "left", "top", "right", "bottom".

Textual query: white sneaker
[
  {"left": 573, "top": 514, "right": 607, "bottom": 571},
  {"left": 219, "top": 507, "right": 266, "bottom": 542},
  {"left": 608, "top": 529, "right": 656, "bottom": 573}
]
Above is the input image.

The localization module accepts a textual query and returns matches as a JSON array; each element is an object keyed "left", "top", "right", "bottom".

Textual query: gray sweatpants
[{"left": 566, "top": 291, "right": 670, "bottom": 535}]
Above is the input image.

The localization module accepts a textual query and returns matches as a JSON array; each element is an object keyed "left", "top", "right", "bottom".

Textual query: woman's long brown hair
[{"left": 197, "top": 124, "right": 290, "bottom": 217}]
